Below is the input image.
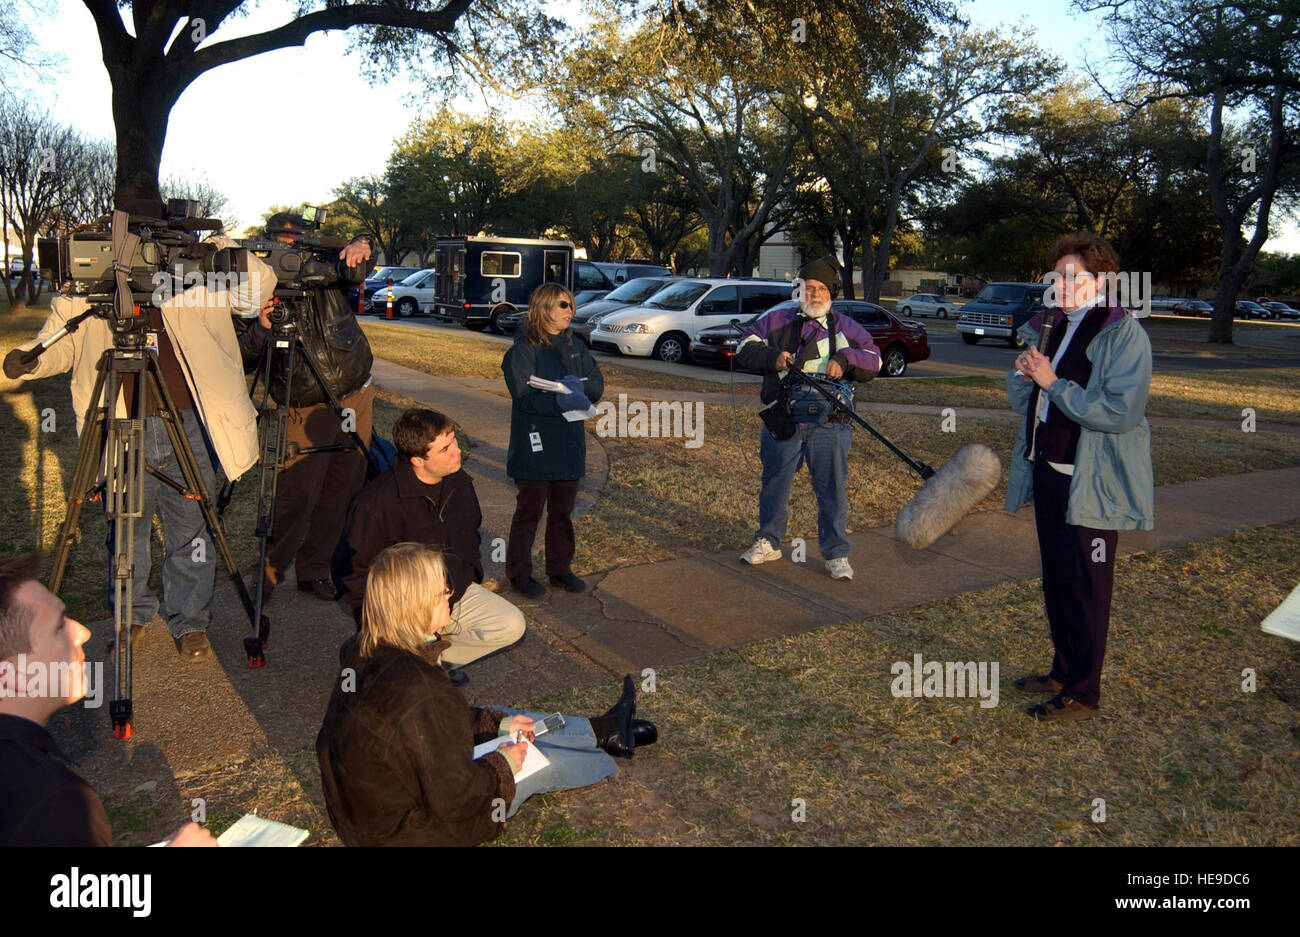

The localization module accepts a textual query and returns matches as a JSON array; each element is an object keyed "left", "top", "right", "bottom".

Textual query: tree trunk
[
  {"left": 836, "top": 221, "right": 856, "bottom": 300},
  {"left": 707, "top": 217, "right": 731, "bottom": 276},
  {"left": 863, "top": 229, "right": 893, "bottom": 303},
  {"left": 1208, "top": 239, "right": 1245, "bottom": 344},
  {"left": 108, "top": 54, "right": 178, "bottom": 204}
]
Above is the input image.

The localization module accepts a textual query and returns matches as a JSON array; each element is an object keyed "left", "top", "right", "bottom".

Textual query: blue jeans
[
  {"left": 494, "top": 709, "right": 618, "bottom": 818},
  {"left": 756, "top": 408, "right": 852, "bottom": 561},
  {"left": 105, "top": 409, "right": 218, "bottom": 638}
]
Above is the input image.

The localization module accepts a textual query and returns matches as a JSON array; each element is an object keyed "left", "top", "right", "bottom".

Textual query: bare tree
[
  {"left": 66, "top": 137, "right": 118, "bottom": 222},
  {"left": 0, "top": 0, "right": 63, "bottom": 90},
  {"left": 162, "top": 174, "right": 230, "bottom": 221},
  {"left": 0, "top": 99, "right": 82, "bottom": 306}
]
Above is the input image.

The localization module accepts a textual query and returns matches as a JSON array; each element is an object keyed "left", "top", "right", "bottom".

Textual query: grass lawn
[
  {"left": 360, "top": 320, "right": 717, "bottom": 394},
  {"left": 494, "top": 522, "right": 1300, "bottom": 846},
  {"left": 109, "top": 522, "right": 1300, "bottom": 846},
  {"left": 4, "top": 298, "right": 1298, "bottom": 847}
]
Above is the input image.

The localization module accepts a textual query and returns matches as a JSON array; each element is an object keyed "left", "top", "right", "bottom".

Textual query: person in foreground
[
  {"left": 501, "top": 283, "right": 604, "bottom": 598},
  {"left": 1006, "top": 231, "right": 1154, "bottom": 722},
  {"left": 0, "top": 552, "right": 215, "bottom": 846},
  {"left": 316, "top": 543, "right": 658, "bottom": 846}
]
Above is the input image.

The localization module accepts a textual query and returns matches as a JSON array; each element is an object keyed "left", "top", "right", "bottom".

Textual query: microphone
[{"left": 1037, "top": 307, "right": 1060, "bottom": 353}]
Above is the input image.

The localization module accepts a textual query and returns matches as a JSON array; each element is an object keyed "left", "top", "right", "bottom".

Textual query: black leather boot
[{"left": 592, "top": 674, "right": 637, "bottom": 757}]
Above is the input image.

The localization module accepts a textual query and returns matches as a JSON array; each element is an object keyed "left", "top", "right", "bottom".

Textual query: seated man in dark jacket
[
  {"left": 332, "top": 408, "right": 525, "bottom": 680},
  {"left": 734, "top": 259, "right": 881, "bottom": 582}
]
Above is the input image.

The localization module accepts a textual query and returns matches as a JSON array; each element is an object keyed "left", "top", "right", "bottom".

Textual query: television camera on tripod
[{"left": 5, "top": 199, "right": 275, "bottom": 738}]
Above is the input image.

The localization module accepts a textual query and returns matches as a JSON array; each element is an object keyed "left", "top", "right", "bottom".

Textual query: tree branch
[{"left": 173, "top": 0, "right": 476, "bottom": 90}]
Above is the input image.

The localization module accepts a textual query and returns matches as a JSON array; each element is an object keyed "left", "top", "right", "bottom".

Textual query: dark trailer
[{"left": 433, "top": 236, "right": 573, "bottom": 334}]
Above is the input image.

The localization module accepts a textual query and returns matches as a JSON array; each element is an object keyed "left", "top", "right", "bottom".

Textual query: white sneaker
[
  {"left": 825, "top": 557, "right": 854, "bottom": 580},
  {"left": 740, "top": 538, "right": 782, "bottom": 565}
]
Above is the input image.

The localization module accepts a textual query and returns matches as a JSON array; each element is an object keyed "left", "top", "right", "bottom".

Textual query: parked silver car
[{"left": 899, "top": 293, "right": 952, "bottom": 319}]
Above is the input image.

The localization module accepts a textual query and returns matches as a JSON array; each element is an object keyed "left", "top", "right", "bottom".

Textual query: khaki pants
[{"left": 441, "top": 583, "right": 527, "bottom": 666}]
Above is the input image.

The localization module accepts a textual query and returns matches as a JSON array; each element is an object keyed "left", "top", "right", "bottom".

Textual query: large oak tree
[{"left": 82, "top": 1, "right": 560, "bottom": 204}]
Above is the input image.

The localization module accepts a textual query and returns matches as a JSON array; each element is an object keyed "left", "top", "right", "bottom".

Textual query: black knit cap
[
  {"left": 799, "top": 257, "right": 840, "bottom": 293},
  {"left": 264, "top": 211, "right": 306, "bottom": 240}
]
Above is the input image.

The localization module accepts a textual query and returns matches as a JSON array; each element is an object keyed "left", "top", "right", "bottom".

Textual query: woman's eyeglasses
[{"left": 556, "top": 301, "right": 572, "bottom": 310}]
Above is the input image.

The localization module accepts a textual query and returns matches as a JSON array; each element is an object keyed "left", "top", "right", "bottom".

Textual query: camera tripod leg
[
  {"left": 48, "top": 360, "right": 114, "bottom": 596},
  {"left": 106, "top": 414, "right": 146, "bottom": 740},
  {"left": 43, "top": 352, "right": 145, "bottom": 739},
  {"left": 245, "top": 398, "right": 290, "bottom": 667}
]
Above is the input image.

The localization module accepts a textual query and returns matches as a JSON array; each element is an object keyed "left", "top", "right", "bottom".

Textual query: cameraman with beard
[
  {"left": 734, "top": 259, "right": 881, "bottom": 582},
  {"left": 2, "top": 200, "right": 274, "bottom": 659},
  {"left": 237, "top": 212, "right": 378, "bottom": 603}
]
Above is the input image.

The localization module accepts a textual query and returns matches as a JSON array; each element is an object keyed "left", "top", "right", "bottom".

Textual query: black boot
[
  {"left": 592, "top": 674, "right": 636, "bottom": 757},
  {"left": 632, "top": 719, "right": 658, "bottom": 747}
]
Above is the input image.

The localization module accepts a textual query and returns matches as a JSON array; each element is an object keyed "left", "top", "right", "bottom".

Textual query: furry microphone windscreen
[{"left": 895, "top": 444, "right": 1002, "bottom": 549}]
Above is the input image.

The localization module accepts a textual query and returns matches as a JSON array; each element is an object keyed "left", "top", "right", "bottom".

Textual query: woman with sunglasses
[
  {"left": 316, "top": 542, "right": 656, "bottom": 846},
  {"left": 500, "top": 283, "right": 604, "bottom": 598}
]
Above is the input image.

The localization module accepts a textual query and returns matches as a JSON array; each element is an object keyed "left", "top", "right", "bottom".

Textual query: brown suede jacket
[{"left": 316, "top": 637, "right": 516, "bottom": 846}]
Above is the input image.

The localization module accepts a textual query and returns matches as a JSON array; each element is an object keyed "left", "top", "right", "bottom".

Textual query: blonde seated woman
[{"left": 316, "top": 542, "right": 657, "bottom": 846}]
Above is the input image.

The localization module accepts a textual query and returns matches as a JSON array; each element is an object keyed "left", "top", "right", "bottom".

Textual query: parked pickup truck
[{"left": 955, "top": 282, "right": 1050, "bottom": 348}]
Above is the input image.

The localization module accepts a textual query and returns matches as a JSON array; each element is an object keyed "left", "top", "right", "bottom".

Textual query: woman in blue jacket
[
  {"left": 1007, "top": 231, "right": 1154, "bottom": 722},
  {"left": 501, "top": 284, "right": 604, "bottom": 598}
]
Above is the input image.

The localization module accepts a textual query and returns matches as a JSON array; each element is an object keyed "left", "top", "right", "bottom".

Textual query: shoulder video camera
[{"left": 241, "top": 206, "right": 345, "bottom": 299}]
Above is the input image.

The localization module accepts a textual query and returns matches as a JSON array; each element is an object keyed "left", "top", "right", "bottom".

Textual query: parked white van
[{"left": 589, "top": 278, "right": 794, "bottom": 363}]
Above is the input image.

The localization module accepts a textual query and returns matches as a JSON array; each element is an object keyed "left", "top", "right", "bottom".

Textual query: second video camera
[{"left": 242, "top": 206, "right": 346, "bottom": 298}]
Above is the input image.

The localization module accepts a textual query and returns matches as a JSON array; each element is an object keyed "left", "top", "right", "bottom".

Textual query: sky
[{"left": 9, "top": 0, "right": 1300, "bottom": 252}]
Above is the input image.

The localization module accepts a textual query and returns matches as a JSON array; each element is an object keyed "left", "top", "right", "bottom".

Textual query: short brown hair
[
  {"left": 359, "top": 543, "right": 448, "bottom": 659},
  {"left": 1047, "top": 230, "right": 1121, "bottom": 277},
  {"left": 0, "top": 552, "right": 44, "bottom": 660},
  {"left": 523, "top": 283, "right": 575, "bottom": 347},
  {"left": 392, "top": 408, "right": 455, "bottom": 462}
]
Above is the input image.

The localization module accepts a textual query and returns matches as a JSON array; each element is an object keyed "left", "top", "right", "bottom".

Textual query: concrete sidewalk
[{"left": 57, "top": 357, "right": 1300, "bottom": 811}]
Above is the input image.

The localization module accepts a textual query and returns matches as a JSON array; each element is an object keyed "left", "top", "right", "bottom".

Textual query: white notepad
[
  {"left": 473, "top": 737, "right": 550, "bottom": 782},
  {"left": 1261, "top": 583, "right": 1300, "bottom": 643},
  {"left": 216, "top": 815, "right": 309, "bottom": 847}
]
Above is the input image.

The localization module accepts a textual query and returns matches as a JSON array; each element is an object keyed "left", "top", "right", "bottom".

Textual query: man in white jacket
[{"left": 4, "top": 219, "right": 274, "bottom": 660}]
